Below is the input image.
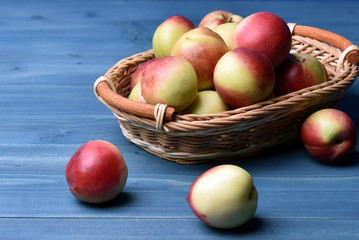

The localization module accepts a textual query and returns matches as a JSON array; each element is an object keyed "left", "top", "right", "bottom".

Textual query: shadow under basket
[{"left": 94, "top": 24, "right": 359, "bottom": 164}]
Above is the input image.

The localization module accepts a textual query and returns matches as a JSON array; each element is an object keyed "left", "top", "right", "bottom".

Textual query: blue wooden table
[{"left": 1, "top": 0, "right": 358, "bottom": 239}]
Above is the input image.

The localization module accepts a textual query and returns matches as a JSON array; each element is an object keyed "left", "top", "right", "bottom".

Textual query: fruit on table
[
  {"left": 212, "top": 22, "right": 238, "bottom": 50},
  {"left": 232, "top": 11, "right": 292, "bottom": 67},
  {"left": 198, "top": 10, "right": 243, "bottom": 29},
  {"left": 65, "top": 140, "right": 128, "bottom": 204},
  {"left": 171, "top": 27, "right": 229, "bottom": 90},
  {"left": 187, "top": 164, "right": 258, "bottom": 229},
  {"left": 301, "top": 108, "right": 357, "bottom": 164},
  {"left": 152, "top": 15, "right": 195, "bottom": 59},
  {"left": 213, "top": 47, "right": 275, "bottom": 108},
  {"left": 141, "top": 56, "right": 198, "bottom": 112},
  {"left": 274, "top": 53, "right": 327, "bottom": 96},
  {"left": 179, "top": 90, "right": 232, "bottom": 115}
]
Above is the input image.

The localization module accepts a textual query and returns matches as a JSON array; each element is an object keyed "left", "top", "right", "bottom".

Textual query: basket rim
[{"left": 94, "top": 24, "right": 359, "bottom": 132}]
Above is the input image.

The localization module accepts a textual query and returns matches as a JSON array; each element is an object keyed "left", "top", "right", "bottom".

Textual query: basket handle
[
  {"left": 94, "top": 76, "right": 175, "bottom": 121},
  {"left": 291, "top": 24, "right": 359, "bottom": 65}
]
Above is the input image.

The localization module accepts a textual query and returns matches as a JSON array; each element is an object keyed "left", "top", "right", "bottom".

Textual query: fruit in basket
[
  {"left": 141, "top": 56, "right": 198, "bottom": 112},
  {"left": 128, "top": 82, "right": 147, "bottom": 103},
  {"left": 152, "top": 15, "right": 195, "bottom": 59},
  {"left": 212, "top": 22, "right": 238, "bottom": 50},
  {"left": 232, "top": 11, "right": 292, "bottom": 67},
  {"left": 301, "top": 109, "right": 357, "bottom": 164},
  {"left": 171, "top": 27, "right": 229, "bottom": 90},
  {"left": 213, "top": 47, "right": 275, "bottom": 108},
  {"left": 274, "top": 53, "right": 327, "bottom": 96},
  {"left": 179, "top": 90, "right": 232, "bottom": 115},
  {"left": 187, "top": 164, "right": 258, "bottom": 229},
  {"left": 130, "top": 59, "right": 157, "bottom": 90},
  {"left": 198, "top": 10, "right": 243, "bottom": 29},
  {"left": 65, "top": 140, "right": 128, "bottom": 204}
]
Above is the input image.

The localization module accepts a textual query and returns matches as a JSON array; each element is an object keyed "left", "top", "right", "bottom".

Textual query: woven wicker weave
[{"left": 94, "top": 24, "right": 359, "bottom": 164}]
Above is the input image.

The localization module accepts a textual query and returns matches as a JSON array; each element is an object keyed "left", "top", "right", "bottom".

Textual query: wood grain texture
[
  {"left": 1, "top": 218, "right": 359, "bottom": 240},
  {"left": 0, "top": 0, "right": 358, "bottom": 239}
]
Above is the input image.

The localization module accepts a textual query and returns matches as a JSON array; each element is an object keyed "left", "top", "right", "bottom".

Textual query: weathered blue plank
[
  {"left": 1, "top": 218, "right": 359, "bottom": 240},
  {"left": 0, "top": 116, "right": 126, "bottom": 145},
  {"left": 1, "top": 1, "right": 358, "bottom": 87},
  {"left": 0, "top": 144, "right": 358, "bottom": 219},
  {"left": 0, "top": 86, "right": 107, "bottom": 116},
  {"left": 0, "top": 0, "right": 359, "bottom": 239}
]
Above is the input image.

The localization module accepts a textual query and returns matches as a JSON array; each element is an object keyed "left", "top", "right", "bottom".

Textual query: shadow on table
[
  {"left": 77, "top": 192, "right": 133, "bottom": 208},
  {"left": 204, "top": 217, "right": 265, "bottom": 235},
  {"left": 323, "top": 150, "right": 359, "bottom": 167}
]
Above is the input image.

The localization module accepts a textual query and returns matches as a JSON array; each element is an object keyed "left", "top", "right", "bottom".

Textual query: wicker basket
[{"left": 94, "top": 24, "right": 359, "bottom": 164}]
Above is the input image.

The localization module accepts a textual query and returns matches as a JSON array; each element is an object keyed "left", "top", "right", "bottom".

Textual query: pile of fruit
[
  {"left": 129, "top": 10, "right": 328, "bottom": 114},
  {"left": 65, "top": 10, "right": 357, "bottom": 231}
]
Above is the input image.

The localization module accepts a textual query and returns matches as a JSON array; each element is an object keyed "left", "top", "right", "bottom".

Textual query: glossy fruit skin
[
  {"left": 128, "top": 82, "right": 147, "bottom": 103},
  {"left": 301, "top": 109, "right": 357, "bottom": 164},
  {"left": 232, "top": 11, "right": 292, "bottom": 67},
  {"left": 212, "top": 22, "right": 238, "bottom": 50},
  {"left": 171, "top": 27, "right": 229, "bottom": 90},
  {"left": 152, "top": 15, "right": 195, "bottom": 59},
  {"left": 141, "top": 56, "right": 198, "bottom": 112},
  {"left": 179, "top": 90, "right": 232, "bottom": 115},
  {"left": 213, "top": 47, "right": 275, "bottom": 108},
  {"left": 274, "top": 53, "right": 327, "bottom": 96},
  {"left": 187, "top": 164, "right": 258, "bottom": 229},
  {"left": 198, "top": 10, "right": 243, "bottom": 29},
  {"left": 65, "top": 140, "right": 128, "bottom": 204},
  {"left": 130, "top": 59, "right": 156, "bottom": 90}
]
